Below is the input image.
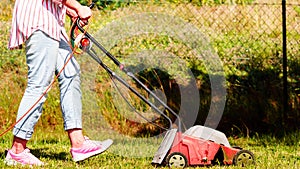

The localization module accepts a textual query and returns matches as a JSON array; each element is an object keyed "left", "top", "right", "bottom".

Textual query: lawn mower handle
[{"left": 72, "top": 14, "right": 183, "bottom": 132}]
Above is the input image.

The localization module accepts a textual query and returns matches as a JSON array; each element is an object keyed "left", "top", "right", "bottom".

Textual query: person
[{"left": 4, "top": 0, "right": 113, "bottom": 166}]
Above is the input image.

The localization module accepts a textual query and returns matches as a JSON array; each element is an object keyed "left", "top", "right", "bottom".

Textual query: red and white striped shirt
[{"left": 9, "top": 0, "right": 67, "bottom": 49}]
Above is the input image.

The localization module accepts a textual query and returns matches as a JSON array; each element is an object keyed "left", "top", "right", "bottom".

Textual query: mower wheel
[
  {"left": 233, "top": 150, "right": 255, "bottom": 167},
  {"left": 166, "top": 152, "right": 188, "bottom": 168}
]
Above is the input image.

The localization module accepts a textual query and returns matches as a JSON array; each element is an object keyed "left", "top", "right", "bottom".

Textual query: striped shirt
[{"left": 9, "top": 0, "right": 67, "bottom": 49}]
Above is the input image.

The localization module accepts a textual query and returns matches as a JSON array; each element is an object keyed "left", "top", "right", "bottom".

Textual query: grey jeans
[{"left": 13, "top": 30, "right": 82, "bottom": 140}]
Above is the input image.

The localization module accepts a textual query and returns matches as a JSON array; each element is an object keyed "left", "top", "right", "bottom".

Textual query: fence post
[{"left": 282, "top": 0, "right": 287, "bottom": 130}]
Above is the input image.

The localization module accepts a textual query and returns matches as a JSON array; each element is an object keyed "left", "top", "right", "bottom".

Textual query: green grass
[
  {"left": 0, "top": 1, "right": 300, "bottom": 168},
  {"left": 0, "top": 129, "right": 299, "bottom": 168}
]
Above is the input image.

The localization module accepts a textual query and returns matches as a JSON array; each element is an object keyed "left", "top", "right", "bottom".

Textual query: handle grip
[{"left": 70, "top": 3, "right": 95, "bottom": 47}]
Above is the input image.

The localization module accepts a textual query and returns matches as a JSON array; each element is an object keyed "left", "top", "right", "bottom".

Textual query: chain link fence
[
  {"left": 81, "top": 0, "right": 300, "bottom": 135},
  {"left": 175, "top": 1, "right": 300, "bottom": 134}
]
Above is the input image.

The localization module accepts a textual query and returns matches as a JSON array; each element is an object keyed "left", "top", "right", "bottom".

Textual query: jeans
[{"left": 13, "top": 30, "right": 82, "bottom": 140}]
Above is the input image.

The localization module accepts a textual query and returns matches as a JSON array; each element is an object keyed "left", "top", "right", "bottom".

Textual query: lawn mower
[
  {"left": 152, "top": 126, "right": 255, "bottom": 168},
  {"left": 71, "top": 14, "right": 255, "bottom": 168}
]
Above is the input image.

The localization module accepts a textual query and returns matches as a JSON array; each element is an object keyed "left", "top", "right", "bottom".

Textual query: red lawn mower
[
  {"left": 152, "top": 126, "right": 255, "bottom": 168},
  {"left": 71, "top": 8, "right": 255, "bottom": 168}
]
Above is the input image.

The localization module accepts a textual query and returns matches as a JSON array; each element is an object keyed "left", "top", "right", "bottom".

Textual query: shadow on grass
[
  {"left": 1, "top": 150, "right": 8, "bottom": 159},
  {"left": 30, "top": 148, "right": 69, "bottom": 161}
]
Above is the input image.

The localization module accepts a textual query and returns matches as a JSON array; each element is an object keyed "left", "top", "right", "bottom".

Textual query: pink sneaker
[
  {"left": 4, "top": 148, "right": 44, "bottom": 166},
  {"left": 70, "top": 137, "right": 113, "bottom": 162}
]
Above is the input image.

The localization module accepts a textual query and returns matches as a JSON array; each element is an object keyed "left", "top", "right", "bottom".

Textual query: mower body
[{"left": 152, "top": 125, "right": 254, "bottom": 168}]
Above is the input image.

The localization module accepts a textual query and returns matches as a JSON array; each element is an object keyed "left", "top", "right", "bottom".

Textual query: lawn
[{"left": 0, "top": 127, "right": 299, "bottom": 168}]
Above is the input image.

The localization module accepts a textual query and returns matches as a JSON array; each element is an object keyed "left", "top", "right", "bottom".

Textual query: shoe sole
[
  {"left": 101, "top": 139, "right": 113, "bottom": 150},
  {"left": 4, "top": 159, "right": 44, "bottom": 166},
  {"left": 73, "top": 139, "right": 113, "bottom": 162},
  {"left": 4, "top": 159, "right": 19, "bottom": 166}
]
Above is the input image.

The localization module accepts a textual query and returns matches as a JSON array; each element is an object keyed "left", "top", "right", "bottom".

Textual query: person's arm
[
  {"left": 66, "top": 7, "right": 78, "bottom": 22},
  {"left": 63, "top": 0, "right": 92, "bottom": 20},
  {"left": 52, "top": 0, "right": 92, "bottom": 20}
]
